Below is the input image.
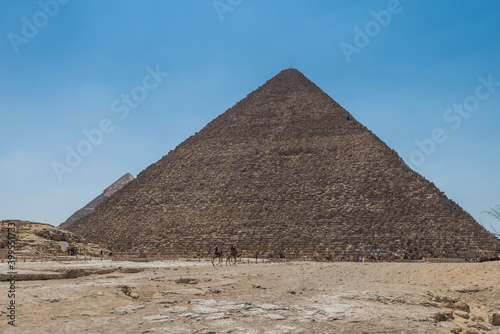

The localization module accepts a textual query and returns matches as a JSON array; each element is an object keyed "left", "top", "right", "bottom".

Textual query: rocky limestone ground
[
  {"left": 0, "top": 220, "right": 104, "bottom": 257},
  {"left": 1, "top": 260, "right": 499, "bottom": 333}
]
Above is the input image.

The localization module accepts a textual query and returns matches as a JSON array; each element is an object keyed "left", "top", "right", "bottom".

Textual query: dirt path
[{"left": 1, "top": 260, "right": 499, "bottom": 333}]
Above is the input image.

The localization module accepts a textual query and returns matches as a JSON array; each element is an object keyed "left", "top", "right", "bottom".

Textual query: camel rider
[
  {"left": 231, "top": 245, "right": 238, "bottom": 256},
  {"left": 214, "top": 245, "right": 220, "bottom": 255}
]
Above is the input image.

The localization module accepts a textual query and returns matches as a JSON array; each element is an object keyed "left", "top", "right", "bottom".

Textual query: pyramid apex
[
  {"left": 245, "top": 68, "right": 321, "bottom": 101},
  {"left": 271, "top": 67, "right": 308, "bottom": 80},
  {"left": 277, "top": 67, "right": 304, "bottom": 74}
]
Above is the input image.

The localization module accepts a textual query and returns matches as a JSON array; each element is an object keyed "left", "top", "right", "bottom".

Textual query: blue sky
[{"left": 1, "top": 0, "right": 499, "bottom": 234}]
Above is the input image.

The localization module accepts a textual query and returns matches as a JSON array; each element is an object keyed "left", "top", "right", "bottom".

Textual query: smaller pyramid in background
[{"left": 59, "top": 173, "right": 134, "bottom": 229}]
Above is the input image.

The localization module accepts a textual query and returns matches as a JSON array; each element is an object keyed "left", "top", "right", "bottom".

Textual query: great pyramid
[
  {"left": 60, "top": 173, "right": 134, "bottom": 229},
  {"left": 67, "top": 69, "right": 499, "bottom": 259}
]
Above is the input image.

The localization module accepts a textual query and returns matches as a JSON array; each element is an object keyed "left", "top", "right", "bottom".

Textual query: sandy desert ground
[{"left": 1, "top": 259, "right": 499, "bottom": 334}]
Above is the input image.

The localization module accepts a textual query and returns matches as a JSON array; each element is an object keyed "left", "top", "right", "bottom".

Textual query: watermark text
[
  {"left": 408, "top": 74, "right": 499, "bottom": 167},
  {"left": 7, "top": 0, "right": 71, "bottom": 54},
  {"left": 51, "top": 64, "right": 169, "bottom": 182}
]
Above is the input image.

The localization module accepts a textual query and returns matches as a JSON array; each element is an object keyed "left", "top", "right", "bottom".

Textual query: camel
[
  {"left": 326, "top": 254, "right": 333, "bottom": 262},
  {"left": 225, "top": 249, "right": 238, "bottom": 266},
  {"left": 211, "top": 250, "right": 223, "bottom": 266}
]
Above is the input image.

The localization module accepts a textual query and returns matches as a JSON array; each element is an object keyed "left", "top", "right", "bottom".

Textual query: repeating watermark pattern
[
  {"left": 213, "top": 0, "right": 243, "bottom": 21},
  {"left": 6, "top": 221, "right": 17, "bottom": 326},
  {"left": 7, "top": 0, "right": 71, "bottom": 54},
  {"left": 408, "top": 74, "right": 499, "bottom": 167},
  {"left": 339, "top": 0, "right": 412, "bottom": 64},
  {"left": 51, "top": 64, "right": 169, "bottom": 183}
]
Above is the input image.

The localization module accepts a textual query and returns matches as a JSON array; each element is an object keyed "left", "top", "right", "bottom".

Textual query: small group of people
[
  {"left": 339, "top": 252, "right": 384, "bottom": 262},
  {"left": 67, "top": 248, "right": 78, "bottom": 256},
  {"left": 100, "top": 250, "right": 113, "bottom": 257}
]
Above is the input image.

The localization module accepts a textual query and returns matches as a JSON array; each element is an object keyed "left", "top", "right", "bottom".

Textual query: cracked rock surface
[{"left": 1, "top": 259, "right": 499, "bottom": 333}]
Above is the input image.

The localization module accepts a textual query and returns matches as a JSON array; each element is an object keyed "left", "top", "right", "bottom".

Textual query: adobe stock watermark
[
  {"left": 7, "top": 0, "right": 71, "bottom": 54},
  {"left": 408, "top": 74, "right": 499, "bottom": 167},
  {"left": 213, "top": 0, "right": 243, "bottom": 21},
  {"left": 339, "top": 0, "right": 412, "bottom": 64},
  {"left": 51, "top": 64, "right": 169, "bottom": 183}
]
